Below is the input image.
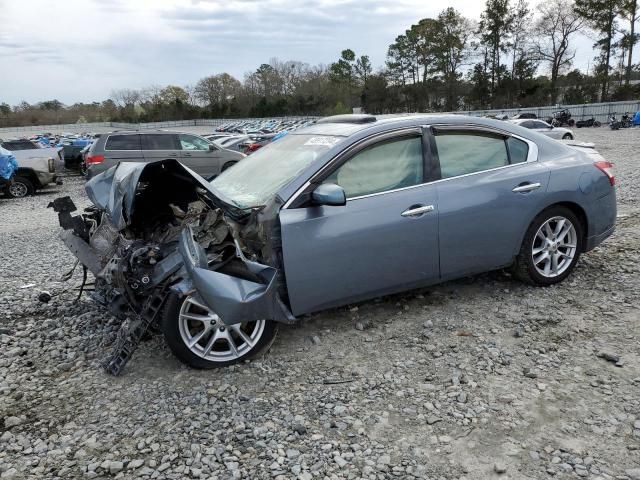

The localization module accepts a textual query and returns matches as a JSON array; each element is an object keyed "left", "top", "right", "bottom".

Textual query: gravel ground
[{"left": 1, "top": 127, "right": 639, "bottom": 480}]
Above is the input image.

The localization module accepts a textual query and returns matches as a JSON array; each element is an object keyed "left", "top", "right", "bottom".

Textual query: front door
[
  {"left": 179, "top": 134, "right": 221, "bottom": 177},
  {"left": 279, "top": 132, "right": 440, "bottom": 316}
]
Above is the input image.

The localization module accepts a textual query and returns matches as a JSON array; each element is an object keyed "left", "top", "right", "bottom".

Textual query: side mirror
[
  {"left": 209, "top": 144, "right": 216, "bottom": 151},
  {"left": 312, "top": 183, "right": 346, "bottom": 207}
]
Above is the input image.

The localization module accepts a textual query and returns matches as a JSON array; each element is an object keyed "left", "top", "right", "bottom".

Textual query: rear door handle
[
  {"left": 401, "top": 205, "right": 435, "bottom": 217},
  {"left": 512, "top": 182, "right": 541, "bottom": 193},
  {"left": 182, "top": 153, "right": 192, "bottom": 157}
]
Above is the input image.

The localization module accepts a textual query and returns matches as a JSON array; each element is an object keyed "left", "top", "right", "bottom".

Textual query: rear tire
[
  {"left": 562, "top": 133, "right": 573, "bottom": 140},
  {"left": 513, "top": 206, "right": 583, "bottom": 286},
  {"left": 7, "top": 176, "right": 35, "bottom": 198}
]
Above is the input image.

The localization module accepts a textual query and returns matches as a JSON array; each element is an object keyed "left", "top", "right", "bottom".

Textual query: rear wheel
[
  {"left": 562, "top": 133, "right": 573, "bottom": 140},
  {"left": 514, "top": 207, "right": 583, "bottom": 286},
  {"left": 7, "top": 176, "right": 35, "bottom": 198}
]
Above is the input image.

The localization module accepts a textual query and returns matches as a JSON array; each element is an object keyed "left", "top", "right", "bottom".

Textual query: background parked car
[
  {"left": 85, "top": 130, "right": 244, "bottom": 179},
  {"left": 511, "top": 112, "right": 537, "bottom": 119},
  {"left": 0, "top": 140, "right": 63, "bottom": 197},
  {"left": 510, "top": 119, "right": 574, "bottom": 140}
]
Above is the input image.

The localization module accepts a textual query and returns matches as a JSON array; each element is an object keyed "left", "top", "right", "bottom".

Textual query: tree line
[{"left": 1, "top": 0, "right": 638, "bottom": 128}]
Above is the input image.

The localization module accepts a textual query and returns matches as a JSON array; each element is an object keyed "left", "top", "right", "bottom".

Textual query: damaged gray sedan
[{"left": 51, "top": 114, "right": 616, "bottom": 373}]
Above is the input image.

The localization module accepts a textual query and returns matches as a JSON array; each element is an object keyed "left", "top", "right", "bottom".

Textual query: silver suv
[{"left": 85, "top": 130, "right": 245, "bottom": 179}]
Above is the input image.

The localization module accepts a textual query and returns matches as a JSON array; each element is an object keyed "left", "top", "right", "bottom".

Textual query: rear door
[
  {"left": 279, "top": 129, "right": 440, "bottom": 316},
  {"left": 430, "top": 126, "right": 551, "bottom": 279},
  {"left": 141, "top": 134, "right": 180, "bottom": 163},
  {"left": 178, "top": 134, "right": 221, "bottom": 177}
]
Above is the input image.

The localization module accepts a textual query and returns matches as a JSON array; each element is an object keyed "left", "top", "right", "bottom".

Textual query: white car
[{"left": 511, "top": 119, "right": 574, "bottom": 140}]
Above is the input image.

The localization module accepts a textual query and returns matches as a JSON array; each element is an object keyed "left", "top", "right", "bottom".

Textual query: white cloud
[{"left": 0, "top": 0, "right": 614, "bottom": 105}]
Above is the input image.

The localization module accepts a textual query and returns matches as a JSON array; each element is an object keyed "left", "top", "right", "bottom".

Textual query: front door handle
[
  {"left": 401, "top": 205, "right": 435, "bottom": 217},
  {"left": 512, "top": 182, "right": 541, "bottom": 193}
]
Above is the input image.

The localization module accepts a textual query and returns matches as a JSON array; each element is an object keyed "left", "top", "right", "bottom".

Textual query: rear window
[
  {"left": 1, "top": 141, "right": 38, "bottom": 150},
  {"left": 105, "top": 135, "right": 141, "bottom": 151}
]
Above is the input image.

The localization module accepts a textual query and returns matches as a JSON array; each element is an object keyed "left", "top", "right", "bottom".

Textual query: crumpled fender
[{"left": 174, "top": 228, "right": 295, "bottom": 325}]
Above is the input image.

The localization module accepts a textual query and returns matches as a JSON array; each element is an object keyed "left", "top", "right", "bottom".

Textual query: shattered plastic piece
[{"left": 19, "top": 284, "right": 36, "bottom": 289}]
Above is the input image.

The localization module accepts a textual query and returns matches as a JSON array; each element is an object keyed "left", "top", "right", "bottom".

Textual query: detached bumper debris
[{"left": 49, "top": 159, "right": 293, "bottom": 375}]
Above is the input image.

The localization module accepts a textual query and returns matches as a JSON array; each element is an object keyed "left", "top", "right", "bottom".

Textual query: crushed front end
[{"left": 50, "top": 160, "right": 293, "bottom": 375}]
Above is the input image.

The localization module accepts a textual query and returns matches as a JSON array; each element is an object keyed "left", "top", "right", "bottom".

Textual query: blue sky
[{"left": 0, "top": 0, "right": 619, "bottom": 105}]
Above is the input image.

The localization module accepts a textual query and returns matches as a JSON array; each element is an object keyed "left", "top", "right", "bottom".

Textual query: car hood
[{"left": 85, "top": 159, "right": 222, "bottom": 231}]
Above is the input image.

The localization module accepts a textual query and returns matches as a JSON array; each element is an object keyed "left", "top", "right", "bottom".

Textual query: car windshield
[{"left": 210, "top": 133, "right": 343, "bottom": 208}]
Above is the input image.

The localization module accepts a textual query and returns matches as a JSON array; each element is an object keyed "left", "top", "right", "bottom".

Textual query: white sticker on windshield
[{"left": 304, "top": 136, "right": 342, "bottom": 147}]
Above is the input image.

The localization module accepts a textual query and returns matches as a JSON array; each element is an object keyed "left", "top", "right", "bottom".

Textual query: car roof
[
  {"left": 294, "top": 113, "right": 538, "bottom": 137},
  {"left": 103, "top": 129, "right": 185, "bottom": 135}
]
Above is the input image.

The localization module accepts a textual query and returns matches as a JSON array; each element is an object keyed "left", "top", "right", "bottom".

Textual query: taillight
[
  {"left": 86, "top": 154, "right": 104, "bottom": 164},
  {"left": 594, "top": 160, "right": 615, "bottom": 186}
]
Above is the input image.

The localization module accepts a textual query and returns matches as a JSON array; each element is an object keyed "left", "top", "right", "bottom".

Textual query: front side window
[
  {"left": 435, "top": 133, "right": 509, "bottom": 179},
  {"left": 179, "top": 134, "right": 209, "bottom": 151},
  {"left": 323, "top": 136, "right": 423, "bottom": 198},
  {"left": 105, "top": 135, "right": 141, "bottom": 151}
]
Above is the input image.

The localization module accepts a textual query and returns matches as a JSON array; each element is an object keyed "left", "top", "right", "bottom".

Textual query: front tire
[
  {"left": 562, "top": 133, "right": 573, "bottom": 140},
  {"left": 7, "top": 176, "right": 35, "bottom": 198},
  {"left": 514, "top": 207, "right": 583, "bottom": 286},
  {"left": 162, "top": 294, "right": 277, "bottom": 368}
]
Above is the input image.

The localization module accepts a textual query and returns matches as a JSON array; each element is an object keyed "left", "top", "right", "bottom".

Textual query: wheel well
[
  {"left": 546, "top": 202, "right": 588, "bottom": 250},
  {"left": 222, "top": 161, "right": 237, "bottom": 171},
  {"left": 15, "top": 168, "right": 40, "bottom": 187}
]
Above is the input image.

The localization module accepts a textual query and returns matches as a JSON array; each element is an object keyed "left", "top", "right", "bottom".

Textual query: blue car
[{"left": 53, "top": 114, "right": 617, "bottom": 372}]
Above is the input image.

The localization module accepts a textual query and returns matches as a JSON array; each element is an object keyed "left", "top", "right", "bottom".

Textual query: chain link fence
[{"left": 1, "top": 102, "right": 638, "bottom": 138}]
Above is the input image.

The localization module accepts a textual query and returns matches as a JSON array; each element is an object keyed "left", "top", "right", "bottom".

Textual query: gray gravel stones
[{"left": 1, "top": 128, "right": 640, "bottom": 478}]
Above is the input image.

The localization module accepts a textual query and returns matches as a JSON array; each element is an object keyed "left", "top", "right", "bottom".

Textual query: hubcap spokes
[
  {"left": 532, "top": 216, "right": 577, "bottom": 278},
  {"left": 9, "top": 183, "right": 27, "bottom": 197},
  {"left": 178, "top": 295, "right": 265, "bottom": 362}
]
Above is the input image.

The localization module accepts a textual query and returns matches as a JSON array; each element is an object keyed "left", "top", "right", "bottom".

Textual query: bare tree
[
  {"left": 534, "top": 0, "right": 584, "bottom": 103},
  {"left": 109, "top": 88, "right": 140, "bottom": 108}
]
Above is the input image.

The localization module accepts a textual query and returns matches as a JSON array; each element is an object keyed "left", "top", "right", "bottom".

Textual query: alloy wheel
[
  {"left": 8, "top": 182, "right": 28, "bottom": 198},
  {"left": 178, "top": 295, "right": 265, "bottom": 362},
  {"left": 531, "top": 216, "right": 578, "bottom": 278}
]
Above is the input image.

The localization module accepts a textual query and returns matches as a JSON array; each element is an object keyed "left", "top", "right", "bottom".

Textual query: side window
[
  {"left": 323, "top": 136, "right": 423, "bottom": 198},
  {"left": 506, "top": 137, "right": 529, "bottom": 164},
  {"left": 105, "top": 135, "right": 141, "bottom": 151},
  {"left": 434, "top": 133, "right": 509, "bottom": 179},
  {"left": 179, "top": 134, "right": 210, "bottom": 151},
  {"left": 143, "top": 134, "right": 177, "bottom": 150},
  {"left": 520, "top": 121, "right": 534, "bottom": 129},
  {"left": 534, "top": 121, "right": 550, "bottom": 129}
]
